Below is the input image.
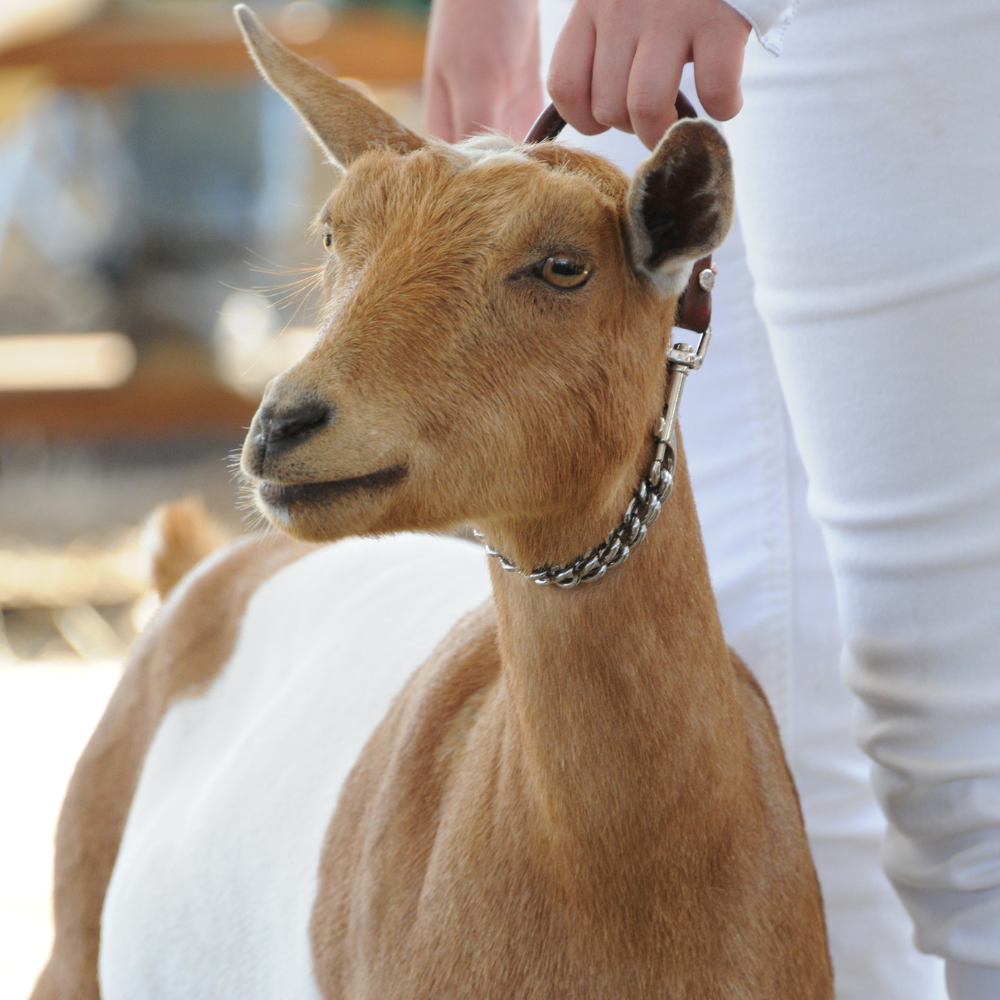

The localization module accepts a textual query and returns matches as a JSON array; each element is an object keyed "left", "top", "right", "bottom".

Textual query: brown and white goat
[{"left": 30, "top": 7, "right": 833, "bottom": 998}]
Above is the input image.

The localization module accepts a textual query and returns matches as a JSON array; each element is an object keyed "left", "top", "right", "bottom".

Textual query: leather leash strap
[{"left": 524, "top": 94, "right": 713, "bottom": 335}]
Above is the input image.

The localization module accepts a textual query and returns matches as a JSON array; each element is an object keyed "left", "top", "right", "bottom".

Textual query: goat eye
[{"left": 539, "top": 256, "right": 590, "bottom": 289}]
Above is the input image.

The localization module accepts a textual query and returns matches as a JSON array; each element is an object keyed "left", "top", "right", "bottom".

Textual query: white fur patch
[
  {"left": 648, "top": 257, "right": 696, "bottom": 297},
  {"left": 99, "top": 533, "right": 492, "bottom": 1000},
  {"left": 453, "top": 132, "right": 530, "bottom": 166}
]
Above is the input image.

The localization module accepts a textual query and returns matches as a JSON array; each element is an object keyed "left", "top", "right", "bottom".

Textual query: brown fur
[
  {"left": 34, "top": 10, "right": 833, "bottom": 998},
  {"left": 29, "top": 533, "right": 310, "bottom": 1000},
  {"left": 307, "top": 461, "right": 831, "bottom": 998},
  {"left": 145, "top": 496, "right": 228, "bottom": 599},
  {"left": 233, "top": 11, "right": 831, "bottom": 993},
  {"left": 235, "top": 5, "right": 422, "bottom": 169}
]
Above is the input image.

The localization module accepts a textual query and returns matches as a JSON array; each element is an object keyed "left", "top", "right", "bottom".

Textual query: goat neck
[{"left": 486, "top": 439, "right": 750, "bottom": 866}]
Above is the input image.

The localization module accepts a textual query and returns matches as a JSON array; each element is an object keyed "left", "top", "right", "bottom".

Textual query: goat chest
[{"left": 99, "top": 534, "right": 493, "bottom": 1000}]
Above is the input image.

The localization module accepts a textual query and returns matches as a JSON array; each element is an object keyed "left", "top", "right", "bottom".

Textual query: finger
[
  {"left": 589, "top": 28, "right": 638, "bottom": 131},
  {"left": 691, "top": 21, "right": 748, "bottom": 121},
  {"left": 626, "top": 34, "right": 688, "bottom": 149},
  {"left": 547, "top": 5, "right": 607, "bottom": 137},
  {"left": 423, "top": 71, "right": 456, "bottom": 143}
]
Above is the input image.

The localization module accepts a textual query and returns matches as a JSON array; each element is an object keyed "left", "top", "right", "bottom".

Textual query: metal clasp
[
  {"left": 657, "top": 325, "right": 712, "bottom": 448},
  {"left": 665, "top": 325, "right": 712, "bottom": 371}
]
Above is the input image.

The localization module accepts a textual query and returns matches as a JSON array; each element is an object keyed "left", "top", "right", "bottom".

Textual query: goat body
[{"left": 31, "top": 8, "right": 833, "bottom": 999}]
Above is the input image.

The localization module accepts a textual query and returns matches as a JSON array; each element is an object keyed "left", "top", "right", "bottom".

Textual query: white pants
[{"left": 539, "top": 1, "right": 1000, "bottom": 997}]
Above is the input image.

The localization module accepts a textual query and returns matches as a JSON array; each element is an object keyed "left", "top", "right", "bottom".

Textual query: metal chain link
[{"left": 476, "top": 324, "right": 712, "bottom": 589}]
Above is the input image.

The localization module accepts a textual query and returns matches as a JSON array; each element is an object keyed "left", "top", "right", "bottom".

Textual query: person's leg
[
  {"left": 724, "top": 1, "right": 1000, "bottom": 996},
  {"left": 538, "top": 4, "right": 947, "bottom": 993},
  {"left": 690, "top": 217, "right": 949, "bottom": 1000}
]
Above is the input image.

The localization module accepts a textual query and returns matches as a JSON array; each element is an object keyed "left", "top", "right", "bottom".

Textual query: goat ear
[
  {"left": 626, "top": 118, "right": 734, "bottom": 294},
  {"left": 234, "top": 5, "right": 424, "bottom": 169}
]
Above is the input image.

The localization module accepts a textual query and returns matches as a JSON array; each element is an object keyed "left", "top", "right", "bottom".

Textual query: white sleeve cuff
[
  {"left": 946, "top": 961, "right": 1000, "bottom": 1000},
  {"left": 722, "top": 0, "right": 799, "bottom": 55}
]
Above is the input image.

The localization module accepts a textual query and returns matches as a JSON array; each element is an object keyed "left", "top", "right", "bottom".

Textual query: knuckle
[
  {"left": 601, "top": 0, "right": 629, "bottom": 19},
  {"left": 591, "top": 98, "right": 628, "bottom": 128},
  {"left": 626, "top": 91, "right": 666, "bottom": 124},
  {"left": 547, "top": 72, "right": 586, "bottom": 108}
]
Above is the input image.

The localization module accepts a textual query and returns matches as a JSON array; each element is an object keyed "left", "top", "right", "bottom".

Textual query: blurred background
[{"left": 0, "top": 0, "right": 427, "bottom": 992}]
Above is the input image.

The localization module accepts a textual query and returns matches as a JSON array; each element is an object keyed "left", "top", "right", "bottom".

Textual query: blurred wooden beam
[
  {"left": 0, "top": 6, "right": 426, "bottom": 89},
  {"left": 0, "top": 379, "right": 257, "bottom": 443}
]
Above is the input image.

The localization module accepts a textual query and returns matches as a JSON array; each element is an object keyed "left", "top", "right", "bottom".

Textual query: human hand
[
  {"left": 423, "top": 0, "right": 544, "bottom": 142},
  {"left": 547, "top": 0, "right": 751, "bottom": 149}
]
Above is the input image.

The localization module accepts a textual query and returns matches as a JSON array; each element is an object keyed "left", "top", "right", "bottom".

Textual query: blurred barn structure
[
  {"left": 0, "top": 0, "right": 426, "bottom": 658},
  {"left": 0, "top": 3, "right": 427, "bottom": 994}
]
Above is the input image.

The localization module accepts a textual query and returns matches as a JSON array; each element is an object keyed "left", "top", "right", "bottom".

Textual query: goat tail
[{"left": 145, "top": 496, "right": 228, "bottom": 600}]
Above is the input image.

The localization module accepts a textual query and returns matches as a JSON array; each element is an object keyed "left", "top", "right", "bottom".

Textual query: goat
[{"left": 30, "top": 7, "right": 833, "bottom": 998}]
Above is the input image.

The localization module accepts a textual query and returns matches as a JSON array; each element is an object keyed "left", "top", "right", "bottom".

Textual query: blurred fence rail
[
  {"left": 0, "top": 376, "right": 256, "bottom": 441},
  {"left": 0, "top": 532, "right": 146, "bottom": 609},
  {"left": 0, "top": 5, "right": 426, "bottom": 89}
]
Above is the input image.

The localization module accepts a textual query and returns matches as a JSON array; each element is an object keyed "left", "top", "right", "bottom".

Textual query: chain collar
[{"left": 475, "top": 323, "right": 713, "bottom": 589}]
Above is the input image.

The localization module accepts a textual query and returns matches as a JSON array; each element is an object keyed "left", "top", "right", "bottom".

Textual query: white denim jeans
[{"left": 540, "top": 1, "right": 1000, "bottom": 997}]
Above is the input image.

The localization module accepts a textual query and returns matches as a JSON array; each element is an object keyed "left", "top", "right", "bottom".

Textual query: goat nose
[{"left": 256, "top": 398, "right": 331, "bottom": 454}]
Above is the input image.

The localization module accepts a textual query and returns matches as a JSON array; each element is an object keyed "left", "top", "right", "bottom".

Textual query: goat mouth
[{"left": 258, "top": 464, "right": 408, "bottom": 508}]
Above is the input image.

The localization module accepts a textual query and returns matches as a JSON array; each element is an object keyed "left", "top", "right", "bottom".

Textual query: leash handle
[
  {"left": 524, "top": 93, "right": 713, "bottom": 335},
  {"left": 524, "top": 103, "right": 567, "bottom": 144}
]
